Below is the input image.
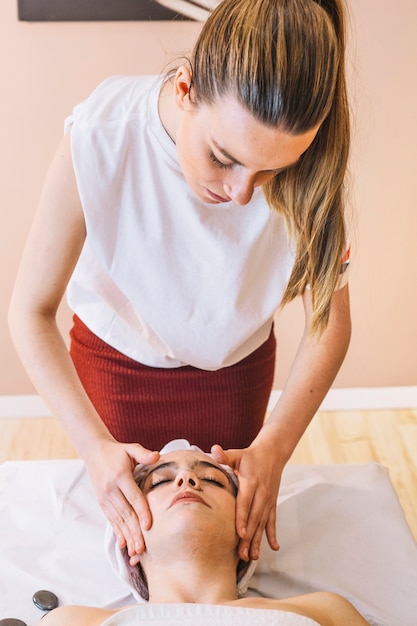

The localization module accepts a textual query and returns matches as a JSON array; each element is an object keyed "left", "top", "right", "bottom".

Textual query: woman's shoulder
[
  {"left": 39, "top": 604, "right": 118, "bottom": 626},
  {"left": 69, "top": 74, "right": 161, "bottom": 127},
  {"left": 235, "top": 593, "right": 369, "bottom": 625},
  {"left": 87, "top": 74, "right": 159, "bottom": 102}
]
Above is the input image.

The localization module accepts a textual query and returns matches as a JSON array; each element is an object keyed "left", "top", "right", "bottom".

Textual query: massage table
[{"left": 1, "top": 459, "right": 416, "bottom": 625}]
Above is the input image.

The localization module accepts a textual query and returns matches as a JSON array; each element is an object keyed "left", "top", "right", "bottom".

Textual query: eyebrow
[
  {"left": 212, "top": 139, "right": 244, "bottom": 166},
  {"left": 212, "top": 138, "right": 300, "bottom": 173}
]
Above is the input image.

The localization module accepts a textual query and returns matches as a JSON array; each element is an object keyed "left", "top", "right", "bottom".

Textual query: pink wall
[{"left": 1, "top": 0, "right": 416, "bottom": 394}]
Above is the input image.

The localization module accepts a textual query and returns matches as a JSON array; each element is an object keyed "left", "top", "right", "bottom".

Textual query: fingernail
[{"left": 141, "top": 517, "right": 150, "bottom": 530}]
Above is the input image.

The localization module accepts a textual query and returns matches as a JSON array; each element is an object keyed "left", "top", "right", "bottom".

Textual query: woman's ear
[{"left": 174, "top": 66, "right": 193, "bottom": 110}]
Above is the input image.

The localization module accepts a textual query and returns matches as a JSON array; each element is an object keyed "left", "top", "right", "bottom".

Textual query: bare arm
[
  {"left": 8, "top": 132, "right": 159, "bottom": 557},
  {"left": 213, "top": 284, "right": 351, "bottom": 560}
]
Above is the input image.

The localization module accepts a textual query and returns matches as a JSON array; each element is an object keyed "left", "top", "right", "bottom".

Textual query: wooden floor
[{"left": 1, "top": 408, "right": 416, "bottom": 541}]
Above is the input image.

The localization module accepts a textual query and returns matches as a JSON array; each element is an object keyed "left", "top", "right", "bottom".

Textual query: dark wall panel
[{"left": 17, "top": 0, "right": 191, "bottom": 21}]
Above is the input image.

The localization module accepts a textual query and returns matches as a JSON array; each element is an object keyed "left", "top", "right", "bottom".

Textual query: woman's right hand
[{"left": 86, "top": 440, "right": 160, "bottom": 563}]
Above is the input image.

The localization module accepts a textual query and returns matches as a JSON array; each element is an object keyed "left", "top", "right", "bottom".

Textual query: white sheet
[{"left": 0, "top": 460, "right": 416, "bottom": 626}]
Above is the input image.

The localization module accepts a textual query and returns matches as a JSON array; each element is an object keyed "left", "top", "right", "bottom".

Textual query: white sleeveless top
[
  {"left": 65, "top": 75, "right": 348, "bottom": 370},
  {"left": 64, "top": 75, "right": 295, "bottom": 370},
  {"left": 101, "top": 604, "right": 321, "bottom": 626}
]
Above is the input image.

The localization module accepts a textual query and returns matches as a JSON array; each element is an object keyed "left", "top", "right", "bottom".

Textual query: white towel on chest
[{"left": 101, "top": 603, "right": 320, "bottom": 625}]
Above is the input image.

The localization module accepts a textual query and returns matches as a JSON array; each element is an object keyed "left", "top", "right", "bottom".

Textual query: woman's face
[
  {"left": 139, "top": 450, "right": 238, "bottom": 553},
  {"left": 173, "top": 77, "right": 320, "bottom": 206}
]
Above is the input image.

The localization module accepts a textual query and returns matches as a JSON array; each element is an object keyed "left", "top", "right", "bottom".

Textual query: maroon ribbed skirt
[{"left": 69, "top": 315, "right": 276, "bottom": 452}]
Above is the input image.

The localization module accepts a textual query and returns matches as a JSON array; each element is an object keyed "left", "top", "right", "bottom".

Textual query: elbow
[{"left": 7, "top": 290, "right": 56, "bottom": 348}]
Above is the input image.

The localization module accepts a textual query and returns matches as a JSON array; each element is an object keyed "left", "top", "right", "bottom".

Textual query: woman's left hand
[
  {"left": 211, "top": 442, "right": 281, "bottom": 561},
  {"left": 211, "top": 286, "right": 352, "bottom": 562}
]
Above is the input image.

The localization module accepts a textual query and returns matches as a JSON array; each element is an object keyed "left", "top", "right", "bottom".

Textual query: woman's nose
[
  {"left": 223, "top": 177, "right": 254, "bottom": 206},
  {"left": 175, "top": 470, "right": 201, "bottom": 489}
]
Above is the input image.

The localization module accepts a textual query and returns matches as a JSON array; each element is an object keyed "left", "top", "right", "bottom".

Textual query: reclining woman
[{"left": 41, "top": 445, "right": 369, "bottom": 626}]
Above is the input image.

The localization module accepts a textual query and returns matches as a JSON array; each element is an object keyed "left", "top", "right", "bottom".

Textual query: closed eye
[
  {"left": 148, "top": 478, "right": 173, "bottom": 490},
  {"left": 210, "top": 151, "right": 288, "bottom": 178},
  {"left": 203, "top": 477, "right": 226, "bottom": 488},
  {"left": 209, "top": 151, "right": 234, "bottom": 170}
]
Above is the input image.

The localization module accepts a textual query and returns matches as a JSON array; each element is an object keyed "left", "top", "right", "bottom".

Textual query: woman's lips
[
  {"left": 169, "top": 491, "right": 209, "bottom": 508},
  {"left": 205, "top": 188, "right": 231, "bottom": 203}
]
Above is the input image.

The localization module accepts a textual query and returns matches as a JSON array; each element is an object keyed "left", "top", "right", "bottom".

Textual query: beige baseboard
[{"left": 267, "top": 386, "right": 417, "bottom": 412}]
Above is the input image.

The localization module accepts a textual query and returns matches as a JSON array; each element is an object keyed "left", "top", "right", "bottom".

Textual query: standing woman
[{"left": 9, "top": 0, "right": 352, "bottom": 566}]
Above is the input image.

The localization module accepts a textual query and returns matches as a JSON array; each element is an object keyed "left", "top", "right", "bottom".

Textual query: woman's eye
[
  {"left": 148, "top": 478, "right": 172, "bottom": 490},
  {"left": 209, "top": 152, "right": 233, "bottom": 170},
  {"left": 203, "top": 476, "right": 225, "bottom": 488}
]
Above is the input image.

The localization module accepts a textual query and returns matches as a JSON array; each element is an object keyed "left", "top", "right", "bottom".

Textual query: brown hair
[{"left": 190, "top": 0, "right": 350, "bottom": 335}]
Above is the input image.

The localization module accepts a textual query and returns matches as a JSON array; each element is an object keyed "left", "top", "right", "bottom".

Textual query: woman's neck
[{"left": 144, "top": 554, "right": 239, "bottom": 604}]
